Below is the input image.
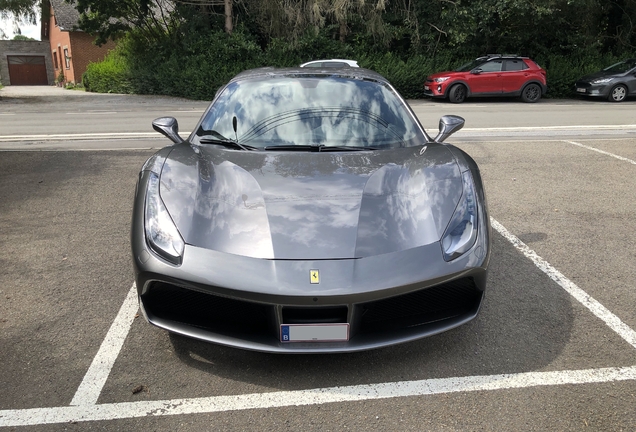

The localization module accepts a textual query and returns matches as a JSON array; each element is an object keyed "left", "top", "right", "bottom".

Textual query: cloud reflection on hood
[{"left": 160, "top": 144, "right": 462, "bottom": 260}]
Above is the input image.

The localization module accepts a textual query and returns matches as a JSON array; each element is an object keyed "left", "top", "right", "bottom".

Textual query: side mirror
[
  {"left": 471, "top": 68, "right": 482, "bottom": 74},
  {"left": 152, "top": 117, "right": 183, "bottom": 144},
  {"left": 434, "top": 115, "right": 465, "bottom": 142}
]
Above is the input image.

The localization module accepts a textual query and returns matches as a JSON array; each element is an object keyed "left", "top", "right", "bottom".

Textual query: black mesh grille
[
  {"left": 143, "top": 282, "right": 273, "bottom": 336},
  {"left": 358, "top": 278, "right": 481, "bottom": 333},
  {"left": 283, "top": 306, "right": 348, "bottom": 324}
]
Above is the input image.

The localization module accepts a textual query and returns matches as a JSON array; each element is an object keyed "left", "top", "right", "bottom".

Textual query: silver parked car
[
  {"left": 132, "top": 67, "right": 491, "bottom": 353},
  {"left": 300, "top": 59, "right": 359, "bottom": 68},
  {"left": 574, "top": 58, "right": 636, "bottom": 102}
]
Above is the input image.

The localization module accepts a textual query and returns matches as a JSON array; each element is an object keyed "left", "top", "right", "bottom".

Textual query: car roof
[
  {"left": 477, "top": 54, "right": 530, "bottom": 61},
  {"left": 228, "top": 67, "right": 389, "bottom": 85},
  {"left": 300, "top": 59, "right": 359, "bottom": 67}
]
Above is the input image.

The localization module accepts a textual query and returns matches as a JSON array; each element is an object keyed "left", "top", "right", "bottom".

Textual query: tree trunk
[
  {"left": 224, "top": 0, "right": 233, "bottom": 34},
  {"left": 339, "top": 21, "right": 347, "bottom": 42}
]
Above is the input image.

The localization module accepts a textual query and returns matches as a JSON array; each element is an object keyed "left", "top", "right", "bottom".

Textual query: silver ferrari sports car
[{"left": 131, "top": 67, "right": 491, "bottom": 353}]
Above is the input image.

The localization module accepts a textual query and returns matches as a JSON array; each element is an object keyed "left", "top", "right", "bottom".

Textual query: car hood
[
  {"left": 159, "top": 144, "right": 463, "bottom": 260},
  {"left": 578, "top": 70, "right": 622, "bottom": 82},
  {"left": 427, "top": 71, "right": 466, "bottom": 80}
]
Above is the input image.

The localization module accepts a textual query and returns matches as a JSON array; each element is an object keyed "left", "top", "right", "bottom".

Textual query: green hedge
[
  {"left": 82, "top": 50, "right": 133, "bottom": 94},
  {"left": 84, "top": 30, "right": 634, "bottom": 100},
  {"left": 537, "top": 53, "right": 626, "bottom": 98}
]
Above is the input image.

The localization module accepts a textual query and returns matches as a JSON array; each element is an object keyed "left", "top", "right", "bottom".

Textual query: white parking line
[
  {"left": 70, "top": 284, "right": 139, "bottom": 406},
  {"left": 491, "top": 219, "right": 636, "bottom": 349},
  {"left": 2, "top": 221, "right": 636, "bottom": 426},
  {"left": 564, "top": 140, "right": 636, "bottom": 165},
  {"left": 1, "top": 366, "right": 635, "bottom": 427}
]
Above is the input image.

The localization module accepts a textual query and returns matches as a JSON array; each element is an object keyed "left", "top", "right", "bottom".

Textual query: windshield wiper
[
  {"left": 197, "top": 131, "right": 256, "bottom": 151},
  {"left": 263, "top": 144, "right": 378, "bottom": 152}
]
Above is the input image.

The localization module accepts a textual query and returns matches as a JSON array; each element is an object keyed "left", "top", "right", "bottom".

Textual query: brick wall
[
  {"left": 47, "top": 4, "right": 115, "bottom": 84},
  {"left": 68, "top": 32, "right": 115, "bottom": 84},
  {"left": 0, "top": 40, "right": 55, "bottom": 86},
  {"left": 47, "top": 6, "right": 72, "bottom": 84}
]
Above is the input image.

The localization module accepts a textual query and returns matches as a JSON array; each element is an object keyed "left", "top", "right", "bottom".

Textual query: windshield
[
  {"left": 195, "top": 76, "right": 426, "bottom": 149},
  {"left": 603, "top": 59, "right": 636, "bottom": 73},
  {"left": 456, "top": 59, "right": 486, "bottom": 72}
]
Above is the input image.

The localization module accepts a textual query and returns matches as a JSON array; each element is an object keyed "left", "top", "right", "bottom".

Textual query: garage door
[{"left": 7, "top": 55, "right": 48, "bottom": 85}]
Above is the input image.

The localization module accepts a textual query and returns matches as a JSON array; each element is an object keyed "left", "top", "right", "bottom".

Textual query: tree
[
  {"left": 12, "top": 33, "right": 35, "bottom": 39},
  {"left": 0, "top": 0, "right": 39, "bottom": 39},
  {"left": 0, "top": 0, "right": 37, "bottom": 18},
  {"left": 243, "top": 0, "right": 387, "bottom": 45},
  {"left": 70, "top": 0, "right": 180, "bottom": 45}
]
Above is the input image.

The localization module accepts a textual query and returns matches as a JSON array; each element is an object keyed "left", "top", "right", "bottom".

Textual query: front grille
[
  {"left": 357, "top": 278, "right": 481, "bottom": 333},
  {"left": 142, "top": 282, "right": 274, "bottom": 336},
  {"left": 283, "top": 306, "right": 348, "bottom": 324}
]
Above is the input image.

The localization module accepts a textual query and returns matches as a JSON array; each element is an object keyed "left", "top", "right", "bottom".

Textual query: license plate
[
  {"left": 280, "top": 324, "right": 349, "bottom": 342},
  {"left": 424, "top": 85, "right": 430, "bottom": 90},
  {"left": 576, "top": 88, "right": 586, "bottom": 93}
]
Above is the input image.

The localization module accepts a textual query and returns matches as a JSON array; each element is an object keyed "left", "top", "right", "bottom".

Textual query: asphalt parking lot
[{"left": 1, "top": 88, "right": 636, "bottom": 430}]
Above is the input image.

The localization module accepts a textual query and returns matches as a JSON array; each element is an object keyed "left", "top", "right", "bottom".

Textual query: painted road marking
[
  {"left": 491, "top": 219, "right": 636, "bottom": 349},
  {"left": 66, "top": 112, "right": 118, "bottom": 115},
  {"left": 0, "top": 132, "right": 159, "bottom": 142},
  {"left": 1, "top": 366, "right": 635, "bottom": 427},
  {"left": 0, "top": 127, "right": 634, "bottom": 143},
  {"left": 461, "top": 124, "right": 636, "bottom": 132},
  {"left": 0, "top": 147, "right": 159, "bottom": 152},
  {"left": 1, "top": 206, "right": 636, "bottom": 424},
  {"left": 70, "top": 285, "right": 139, "bottom": 406},
  {"left": 564, "top": 140, "right": 636, "bottom": 165},
  {"left": 1, "top": 216, "right": 632, "bottom": 427}
]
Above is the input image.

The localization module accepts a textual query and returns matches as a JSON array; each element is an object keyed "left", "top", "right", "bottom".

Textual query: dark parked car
[
  {"left": 132, "top": 67, "right": 491, "bottom": 353},
  {"left": 574, "top": 59, "right": 636, "bottom": 102},
  {"left": 424, "top": 55, "right": 547, "bottom": 103}
]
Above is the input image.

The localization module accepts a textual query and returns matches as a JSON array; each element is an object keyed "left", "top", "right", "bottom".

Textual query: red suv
[{"left": 424, "top": 55, "right": 547, "bottom": 103}]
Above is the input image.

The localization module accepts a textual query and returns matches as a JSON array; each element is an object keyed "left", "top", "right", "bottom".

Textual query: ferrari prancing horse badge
[{"left": 310, "top": 269, "right": 320, "bottom": 284}]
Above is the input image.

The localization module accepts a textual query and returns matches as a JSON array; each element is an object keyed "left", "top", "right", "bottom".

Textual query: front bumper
[
  {"left": 574, "top": 81, "right": 610, "bottom": 97},
  {"left": 131, "top": 172, "right": 490, "bottom": 353},
  {"left": 424, "top": 80, "right": 448, "bottom": 98}
]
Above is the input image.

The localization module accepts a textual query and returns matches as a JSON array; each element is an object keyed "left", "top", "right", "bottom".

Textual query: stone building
[{"left": 0, "top": 40, "right": 55, "bottom": 86}]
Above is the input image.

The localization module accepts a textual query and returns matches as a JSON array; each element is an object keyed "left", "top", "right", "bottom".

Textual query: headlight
[
  {"left": 145, "top": 172, "right": 185, "bottom": 264},
  {"left": 441, "top": 171, "right": 478, "bottom": 261},
  {"left": 434, "top": 77, "right": 450, "bottom": 83},
  {"left": 591, "top": 78, "right": 613, "bottom": 84}
]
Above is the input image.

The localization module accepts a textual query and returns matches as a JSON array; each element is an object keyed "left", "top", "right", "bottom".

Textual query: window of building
[
  {"left": 53, "top": 51, "right": 59, "bottom": 69},
  {"left": 64, "top": 48, "right": 70, "bottom": 69}
]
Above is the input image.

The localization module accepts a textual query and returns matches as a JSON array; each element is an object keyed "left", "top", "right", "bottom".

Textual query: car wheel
[
  {"left": 448, "top": 84, "right": 467, "bottom": 103},
  {"left": 608, "top": 84, "right": 627, "bottom": 102},
  {"left": 521, "top": 83, "right": 541, "bottom": 103}
]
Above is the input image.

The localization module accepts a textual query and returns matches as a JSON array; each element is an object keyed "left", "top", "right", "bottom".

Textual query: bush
[
  {"left": 536, "top": 52, "right": 628, "bottom": 98},
  {"left": 83, "top": 50, "right": 133, "bottom": 94},
  {"left": 83, "top": 27, "right": 635, "bottom": 101},
  {"left": 84, "top": 29, "right": 265, "bottom": 100}
]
